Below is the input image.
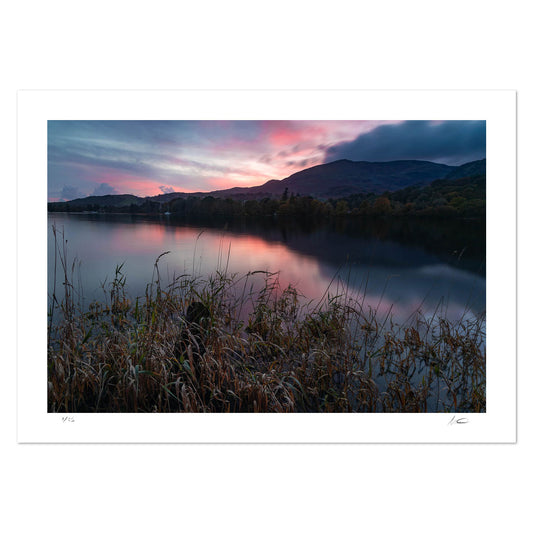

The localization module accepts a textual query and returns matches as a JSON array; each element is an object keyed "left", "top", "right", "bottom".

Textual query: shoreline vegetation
[
  {"left": 48, "top": 173, "right": 486, "bottom": 219},
  {"left": 48, "top": 228, "right": 486, "bottom": 414}
]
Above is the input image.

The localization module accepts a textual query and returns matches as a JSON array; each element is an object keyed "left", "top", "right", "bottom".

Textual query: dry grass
[{"left": 48, "top": 230, "right": 486, "bottom": 413}]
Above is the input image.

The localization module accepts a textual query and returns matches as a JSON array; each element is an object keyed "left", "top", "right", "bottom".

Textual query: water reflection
[{"left": 48, "top": 213, "right": 485, "bottom": 324}]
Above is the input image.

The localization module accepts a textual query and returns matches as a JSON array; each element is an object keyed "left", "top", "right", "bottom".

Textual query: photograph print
[{"left": 47, "top": 119, "right": 486, "bottom": 414}]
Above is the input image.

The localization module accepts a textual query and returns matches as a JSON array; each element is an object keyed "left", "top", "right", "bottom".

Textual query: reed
[{"left": 47, "top": 230, "right": 485, "bottom": 413}]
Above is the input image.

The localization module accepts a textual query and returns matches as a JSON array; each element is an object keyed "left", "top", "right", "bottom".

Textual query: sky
[{"left": 48, "top": 120, "right": 486, "bottom": 201}]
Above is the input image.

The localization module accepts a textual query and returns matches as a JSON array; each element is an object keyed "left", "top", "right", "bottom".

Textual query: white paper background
[
  {"left": 3, "top": 1, "right": 529, "bottom": 532},
  {"left": 17, "top": 89, "right": 515, "bottom": 443}
]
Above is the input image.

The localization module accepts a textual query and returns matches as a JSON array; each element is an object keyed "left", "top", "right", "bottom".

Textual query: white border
[{"left": 17, "top": 90, "right": 516, "bottom": 443}]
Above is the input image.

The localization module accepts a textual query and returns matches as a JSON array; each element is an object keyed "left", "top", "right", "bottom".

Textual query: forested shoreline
[{"left": 48, "top": 174, "right": 485, "bottom": 219}]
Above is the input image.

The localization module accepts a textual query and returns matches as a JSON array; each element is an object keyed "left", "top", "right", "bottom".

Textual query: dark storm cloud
[{"left": 324, "top": 121, "right": 486, "bottom": 165}]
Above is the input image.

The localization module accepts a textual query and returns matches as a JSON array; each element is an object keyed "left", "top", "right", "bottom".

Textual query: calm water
[{"left": 47, "top": 213, "right": 485, "bottom": 324}]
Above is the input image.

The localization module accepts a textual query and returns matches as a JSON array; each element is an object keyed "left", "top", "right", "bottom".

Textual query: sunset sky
[{"left": 48, "top": 120, "right": 486, "bottom": 201}]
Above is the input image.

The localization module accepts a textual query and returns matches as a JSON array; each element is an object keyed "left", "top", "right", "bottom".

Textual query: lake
[{"left": 47, "top": 212, "right": 485, "bottom": 325}]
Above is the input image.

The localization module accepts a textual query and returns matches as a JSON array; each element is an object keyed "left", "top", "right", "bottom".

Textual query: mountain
[
  {"left": 255, "top": 159, "right": 456, "bottom": 198},
  {"left": 149, "top": 159, "right": 458, "bottom": 202},
  {"left": 48, "top": 194, "right": 143, "bottom": 210},
  {"left": 443, "top": 159, "right": 485, "bottom": 181},
  {"left": 48, "top": 158, "right": 485, "bottom": 211}
]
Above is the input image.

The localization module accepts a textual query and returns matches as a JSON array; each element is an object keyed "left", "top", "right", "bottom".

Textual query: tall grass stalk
[{"left": 47, "top": 230, "right": 485, "bottom": 413}]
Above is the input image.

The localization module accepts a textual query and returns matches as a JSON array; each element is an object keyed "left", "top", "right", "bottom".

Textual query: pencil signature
[{"left": 448, "top": 415, "right": 469, "bottom": 426}]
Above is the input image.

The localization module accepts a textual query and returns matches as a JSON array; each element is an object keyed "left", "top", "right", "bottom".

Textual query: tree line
[{"left": 48, "top": 174, "right": 485, "bottom": 219}]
